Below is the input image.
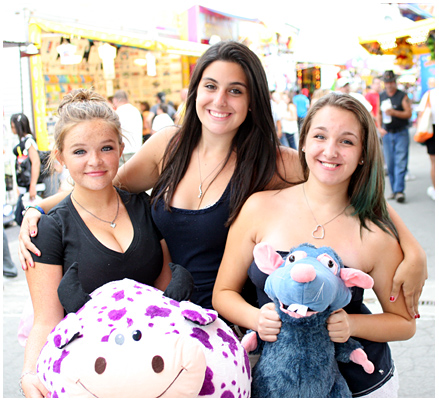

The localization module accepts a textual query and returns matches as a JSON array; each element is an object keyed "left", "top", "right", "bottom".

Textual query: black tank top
[
  {"left": 248, "top": 251, "right": 394, "bottom": 397},
  {"left": 380, "top": 89, "right": 409, "bottom": 131},
  {"left": 151, "top": 184, "right": 231, "bottom": 310}
]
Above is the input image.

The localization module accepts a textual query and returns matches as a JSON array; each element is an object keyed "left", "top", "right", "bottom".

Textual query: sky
[{"left": 2, "top": 1, "right": 422, "bottom": 65}]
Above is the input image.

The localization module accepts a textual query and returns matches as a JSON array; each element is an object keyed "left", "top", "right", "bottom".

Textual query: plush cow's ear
[
  {"left": 253, "top": 242, "right": 284, "bottom": 275},
  {"left": 340, "top": 268, "right": 374, "bottom": 289},
  {"left": 163, "top": 263, "right": 194, "bottom": 302},
  {"left": 58, "top": 263, "right": 91, "bottom": 313},
  {"left": 180, "top": 302, "right": 217, "bottom": 326}
]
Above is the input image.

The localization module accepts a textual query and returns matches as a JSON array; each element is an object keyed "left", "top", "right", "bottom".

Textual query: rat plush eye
[
  {"left": 317, "top": 253, "right": 339, "bottom": 275},
  {"left": 287, "top": 250, "right": 307, "bottom": 263}
]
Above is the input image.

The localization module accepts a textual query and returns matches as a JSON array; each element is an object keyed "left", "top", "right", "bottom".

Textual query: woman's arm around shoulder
[
  {"left": 387, "top": 204, "right": 427, "bottom": 318},
  {"left": 268, "top": 146, "right": 303, "bottom": 190},
  {"left": 344, "top": 227, "right": 416, "bottom": 343},
  {"left": 114, "top": 126, "right": 178, "bottom": 193},
  {"left": 213, "top": 192, "right": 281, "bottom": 342}
]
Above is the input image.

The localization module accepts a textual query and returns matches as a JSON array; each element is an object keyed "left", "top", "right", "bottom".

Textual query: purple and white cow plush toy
[{"left": 36, "top": 264, "right": 251, "bottom": 398}]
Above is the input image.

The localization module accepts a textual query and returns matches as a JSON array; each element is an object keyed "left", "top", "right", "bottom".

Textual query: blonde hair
[{"left": 48, "top": 88, "right": 123, "bottom": 172}]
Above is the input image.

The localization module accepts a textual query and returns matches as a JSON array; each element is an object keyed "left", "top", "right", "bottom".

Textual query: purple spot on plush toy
[
  {"left": 199, "top": 366, "right": 215, "bottom": 396},
  {"left": 108, "top": 308, "right": 126, "bottom": 321},
  {"left": 190, "top": 327, "right": 213, "bottom": 350},
  {"left": 127, "top": 318, "right": 133, "bottom": 327},
  {"left": 53, "top": 349, "right": 69, "bottom": 374},
  {"left": 53, "top": 334, "right": 61, "bottom": 348},
  {"left": 112, "top": 290, "right": 124, "bottom": 301},
  {"left": 170, "top": 299, "right": 180, "bottom": 308},
  {"left": 183, "top": 310, "right": 207, "bottom": 325},
  {"left": 217, "top": 328, "right": 238, "bottom": 356},
  {"left": 221, "top": 390, "right": 234, "bottom": 398},
  {"left": 145, "top": 306, "right": 171, "bottom": 319}
]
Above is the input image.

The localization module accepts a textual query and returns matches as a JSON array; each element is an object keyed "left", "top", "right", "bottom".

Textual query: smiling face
[
  {"left": 195, "top": 61, "right": 250, "bottom": 140},
  {"left": 57, "top": 119, "right": 123, "bottom": 191},
  {"left": 303, "top": 106, "right": 363, "bottom": 188}
]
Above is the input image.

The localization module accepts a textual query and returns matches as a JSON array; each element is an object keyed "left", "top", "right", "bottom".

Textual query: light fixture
[
  {"left": 25, "top": 43, "right": 39, "bottom": 55},
  {"left": 146, "top": 52, "right": 156, "bottom": 76}
]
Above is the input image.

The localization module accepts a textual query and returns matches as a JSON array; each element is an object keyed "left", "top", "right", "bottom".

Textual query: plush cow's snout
[{"left": 290, "top": 263, "right": 316, "bottom": 283}]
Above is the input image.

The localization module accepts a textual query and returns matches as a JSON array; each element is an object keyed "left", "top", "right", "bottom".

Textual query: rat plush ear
[
  {"left": 253, "top": 242, "right": 284, "bottom": 275},
  {"left": 340, "top": 268, "right": 374, "bottom": 289},
  {"left": 58, "top": 262, "right": 91, "bottom": 314}
]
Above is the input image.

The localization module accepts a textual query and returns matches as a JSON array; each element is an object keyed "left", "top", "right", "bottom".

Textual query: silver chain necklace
[
  {"left": 71, "top": 189, "right": 120, "bottom": 228},
  {"left": 303, "top": 185, "right": 348, "bottom": 239},
  {"left": 197, "top": 147, "right": 226, "bottom": 200}
]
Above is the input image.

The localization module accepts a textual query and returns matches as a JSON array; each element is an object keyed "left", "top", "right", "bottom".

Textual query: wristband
[
  {"left": 23, "top": 205, "right": 46, "bottom": 216},
  {"left": 19, "top": 371, "right": 37, "bottom": 396}
]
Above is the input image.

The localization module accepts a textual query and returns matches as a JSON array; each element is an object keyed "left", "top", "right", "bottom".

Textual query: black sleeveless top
[
  {"left": 380, "top": 89, "right": 409, "bottom": 131},
  {"left": 248, "top": 251, "right": 394, "bottom": 397},
  {"left": 151, "top": 184, "right": 231, "bottom": 310}
]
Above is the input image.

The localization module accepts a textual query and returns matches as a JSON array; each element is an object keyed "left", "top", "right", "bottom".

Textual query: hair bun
[{"left": 58, "top": 88, "right": 107, "bottom": 112}]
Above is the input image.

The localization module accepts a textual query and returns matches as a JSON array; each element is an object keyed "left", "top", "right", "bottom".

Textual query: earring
[
  {"left": 302, "top": 148, "right": 305, "bottom": 152},
  {"left": 359, "top": 159, "right": 364, "bottom": 165}
]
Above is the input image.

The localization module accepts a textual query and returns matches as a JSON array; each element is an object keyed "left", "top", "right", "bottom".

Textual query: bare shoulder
[{"left": 361, "top": 221, "right": 403, "bottom": 266}]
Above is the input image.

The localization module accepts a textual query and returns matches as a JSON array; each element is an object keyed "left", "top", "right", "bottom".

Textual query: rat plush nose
[{"left": 290, "top": 263, "right": 316, "bottom": 283}]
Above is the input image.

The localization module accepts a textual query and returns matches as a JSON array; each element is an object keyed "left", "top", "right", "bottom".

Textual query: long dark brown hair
[{"left": 151, "top": 41, "right": 284, "bottom": 226}]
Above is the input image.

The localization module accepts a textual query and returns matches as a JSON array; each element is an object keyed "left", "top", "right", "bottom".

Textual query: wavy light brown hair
[{"left": 298, "top": 92, "right": 398, "bottom": 239}]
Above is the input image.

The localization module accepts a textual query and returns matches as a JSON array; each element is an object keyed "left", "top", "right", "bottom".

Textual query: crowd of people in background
[{"left": 269, "top": 70, "right": 435, "bottom": 204}]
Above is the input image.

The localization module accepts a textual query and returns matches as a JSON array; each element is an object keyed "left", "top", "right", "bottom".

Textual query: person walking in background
[
  {"left": 174, "top": 87, "right": 188, "bottom": 125},
  {"left": 11, "top": 114, "right": 44, "bottom": 202},
  {"left": 111, "top": 90, "right": 143, "bottom": 165},
  {"left": 3, "top": 228, "right": 18, "bottom": 278},
  {"left": 280, "top": 91, "right": 299, "bottom": 149},
  {"left": 293, "top": 89, "right": 310, "bottom": 132},
  {"left": 378, "top": 70, "right": 412, "bottom": 203},
  {"left": 151, "top": 103, "right": 175, "bottom": 134},
  {"left": 417, "top": 85, "right": 435, "bottom": 201},
  {"left": 146, "top": 91, "right": 177, "bottom": 130},
  {"left": 365, "top": 77, "right": 382, "bottom": 127},
  {"left": 139, "top": 101, "right": 151, "bottom": 143},
  {"left": 270, "top": 91, "right": 286, "bottom": 146}
]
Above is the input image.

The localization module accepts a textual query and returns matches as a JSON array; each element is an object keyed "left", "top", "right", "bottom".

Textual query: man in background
[
  {"left": 377, "top": 70, "right": 412, "bottom": 203},
  {"left": 112, "top": 90, "right": 143, "bottom": 165},
  {"left": 293, "top": 89, "right": 309, "bottom": 132}
]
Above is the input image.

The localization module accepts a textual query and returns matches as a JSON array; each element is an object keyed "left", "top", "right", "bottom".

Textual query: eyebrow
[
  {"left": 201, "top": 77, "right": 248, "bottom": 88},
  {"left": 312, "top": 126, "right": 359, "bottom": 138}
]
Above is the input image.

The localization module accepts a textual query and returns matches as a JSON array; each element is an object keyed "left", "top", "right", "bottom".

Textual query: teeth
[
  {"left": 210, "top": 111, "right": 229, "bottom": 118},
  {"left": 287, "top": 303, "right": 309, "bottom": 316},
  {"left": 321, "top": 162, "right": 338, "bottom": 168}
]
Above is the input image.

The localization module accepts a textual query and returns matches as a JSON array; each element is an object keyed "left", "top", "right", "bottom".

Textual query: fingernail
[
  {"left": 31, "top": 231, "right": 36, "bottom": 236},
  {"left": 389, "top": 296, "right": 395, "bottom": 302},
  {"left": 416, "top": 314, "right": 421, "bottom": 319},
  {"left": 46, "top": 392, "right": 51, "bottom": 398},
  {"left": 22, "top": 264, "right": 26, "bottom": 270}
]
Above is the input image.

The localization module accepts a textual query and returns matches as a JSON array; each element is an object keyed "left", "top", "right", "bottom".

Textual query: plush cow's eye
[
  {"left": 115, "top": 334, "right": 125, "bottom": 345},
  {"left": 152, "top": 355, "right": 165, "bottom": 373},
  {"left": 95, "top": 357, "right": 107, "bottom": 374},
  {"left": 132, "top": 330, "right": 142, "bottom": 341},
  {"left": 288, "top": 255, "right": 295, "bottom": 263}
]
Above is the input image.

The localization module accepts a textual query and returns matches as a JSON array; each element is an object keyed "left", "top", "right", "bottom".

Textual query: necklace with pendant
[
  {"left": 197, "top": 147, "right": 227, "bottom": 202},
  {"left": 71, "top": 189, "right": 120, "bottom": 228},
  {"left": 303, "top": 185, "right": 348, "bottom": 239}
]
